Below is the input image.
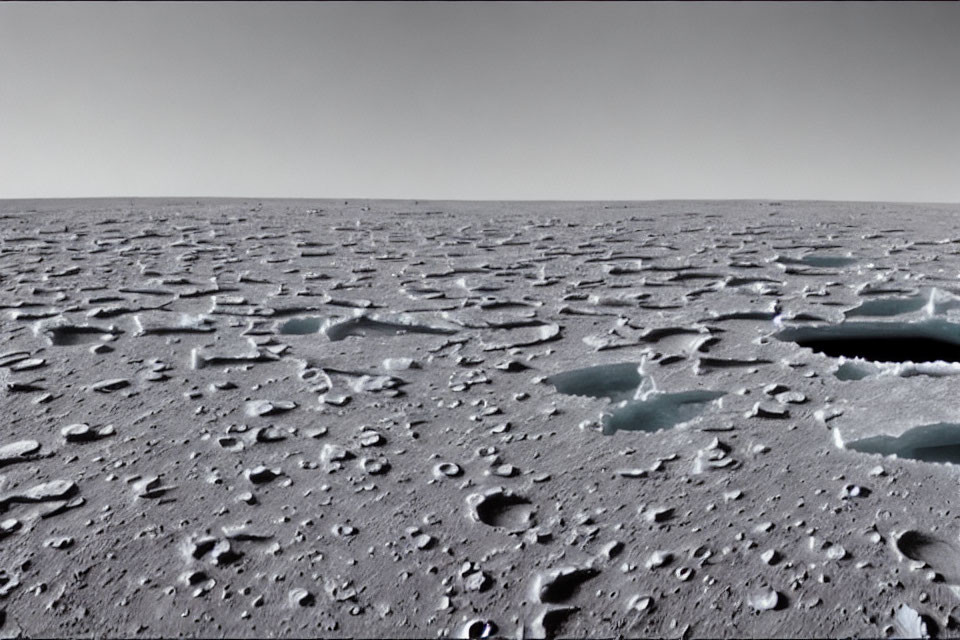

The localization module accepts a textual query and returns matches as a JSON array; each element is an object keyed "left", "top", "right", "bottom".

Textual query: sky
[{"left": 0, "top": 1, "right": 958, "bottom": 202}]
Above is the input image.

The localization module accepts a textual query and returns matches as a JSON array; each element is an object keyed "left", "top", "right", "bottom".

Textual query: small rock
[
  {"left": 747, "top": 588, "right": 782, "bottom": 611},
  {"left": 646, "top": 551, "right": 672, "bottom": 570},
  {"left": 746, "top": 402, "right": 789, "bottom": 419},
  {"left": 246, "top": 466, "right": 281, "bottom": 484},
  {"left": 645, "top": 507, "right": 674, "bottom": 524}
]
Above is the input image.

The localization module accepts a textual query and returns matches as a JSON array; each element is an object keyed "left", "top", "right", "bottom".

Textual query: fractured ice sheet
[
  {"left": 546, "top": 362, "right": 725, "bottom": 435},
  {"left": 832, "top": 356, "right": 960, "bottom": 381},
  {"left": 843, "top": 423, "right": 960, "bottom": 466},
  {"left": 844, "top": 287, "right": 960, "bottom": 319}
]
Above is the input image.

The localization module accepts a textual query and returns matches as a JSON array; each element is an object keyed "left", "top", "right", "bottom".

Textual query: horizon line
[{"left": 2, "top": 196, "right": 958, "bottom": 207}]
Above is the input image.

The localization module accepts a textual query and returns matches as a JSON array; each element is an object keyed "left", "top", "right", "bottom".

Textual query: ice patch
[
  {"left": 833, "top": 356, "right": 960, "bottom": 380},
  {"left": 602, "top": 390, "right": 726, "bottom": 435},
  {"left": 544, "top": 362, "right": 644, "bottom": 401},
  {"left": 845, "top": 287, "right": 960, "bottom": 319},
  {"left": 842, "top": 423, "right": 960, "bottom": 466}
]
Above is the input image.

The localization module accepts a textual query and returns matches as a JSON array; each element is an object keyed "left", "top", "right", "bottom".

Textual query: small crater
[
  {"left": 467, "top": 488, "right": 535, "bottom": 531},
  {"left": 834, "top": 360, "right": 875, "bottom": 381},
  {"left": 895, "top": 530, "right": 960, "bottom": 584}
]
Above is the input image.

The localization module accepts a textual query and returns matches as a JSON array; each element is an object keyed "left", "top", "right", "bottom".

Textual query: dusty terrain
[{"left": 2, "top": 198, "right": 960, "bottom": 638}]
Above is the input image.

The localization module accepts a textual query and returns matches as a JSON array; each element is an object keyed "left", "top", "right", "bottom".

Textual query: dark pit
[{"left": 776, "top": 319, "right": 960, "bottom": 364}]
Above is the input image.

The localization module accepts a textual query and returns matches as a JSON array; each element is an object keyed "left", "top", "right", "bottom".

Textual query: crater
[
  {"left": 834, "top": 360, "right": 875, "bottom": 381},
  {"left": 466, "top": 488, "right": 535, "bottom": 531},
  {"left": 895, "top": 530, "right": 960, "bottom": 584},
  {"left": 776, "top": 319, "right": 960, "bottom": 364}
]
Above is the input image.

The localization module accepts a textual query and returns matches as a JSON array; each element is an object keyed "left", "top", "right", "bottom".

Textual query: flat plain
[{"left": 2, "top": 198, "right": 960, "bottom": 638}]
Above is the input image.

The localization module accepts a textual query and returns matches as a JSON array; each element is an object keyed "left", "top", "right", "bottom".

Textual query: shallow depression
[
  {"left": 277, "top": 314, "right": 459, "bottom": 340},
  {"left": 602, "top": 390, "right": 726, "bottom": 435},
  {"left": 845, "top": 288, "right": 960, "bottom": 319},
  {"left": 276, "top": 316, "right": 324, "bottom": 335},
  {"left": 544, "top": 362, "right": 644, "bottom": 401},
  {"left": 44, "top": 326, "right": 115, "bottom": 346},
  {"left": 776, "top": 254, "right": 858, "bottom": 268},
  {"left": 846, "top": 423, "right": 960, "bottom": 466},
  {"left": 547, "top": 362, "right": 725, "bottom": 435}
]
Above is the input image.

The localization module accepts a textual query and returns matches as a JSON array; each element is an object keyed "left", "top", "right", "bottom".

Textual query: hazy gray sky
[{"left": 1, "top": 1, "right": 958, "bottom": 201}]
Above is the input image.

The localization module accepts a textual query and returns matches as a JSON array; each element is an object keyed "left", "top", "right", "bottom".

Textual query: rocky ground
[{"left": 2, "top": 198, "right": 960, "bottom": 638}]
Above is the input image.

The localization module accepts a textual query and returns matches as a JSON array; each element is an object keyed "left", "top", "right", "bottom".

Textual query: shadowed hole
[
  {"left": 776, "top": 320, "right": 960, "bottom": 364},
  {"left": 475, "top": 494, "right": 534, "bottom": 529},
  {"left": 895, "top": 530, "right": 960, "bottom": 584},
  {"left": 48, "top": 327, "right": 113, "bottom": 346},
  {"left": 777, "top": 254, "right": 858, "bottom": 268}
]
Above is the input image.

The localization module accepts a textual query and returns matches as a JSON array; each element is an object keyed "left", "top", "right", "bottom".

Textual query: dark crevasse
[
  {"left": 776, "top": 319, "right": 960, "bottom": 364},
  {"left": 776, "top": 254, "right": 858, "bottom": 268}
]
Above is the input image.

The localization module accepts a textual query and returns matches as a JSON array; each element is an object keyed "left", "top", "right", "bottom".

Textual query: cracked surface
[{"left": 2, "top": 198, "right": 960, "bottom": 638}]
